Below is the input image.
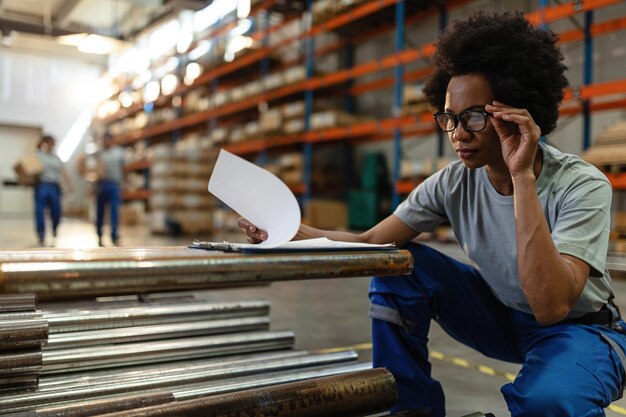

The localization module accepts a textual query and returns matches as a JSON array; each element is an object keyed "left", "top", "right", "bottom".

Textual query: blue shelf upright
[
  {"left": 392, "top": 0, "right": 405, "bottom": 210},
  {"left": 303, "top": 0, "right": 315, "bottom": 205}
]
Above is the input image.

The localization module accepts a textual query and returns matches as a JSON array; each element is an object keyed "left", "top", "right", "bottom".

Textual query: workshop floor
[{"left": 2, "top": 214, "right": 626, "bottom": 417}]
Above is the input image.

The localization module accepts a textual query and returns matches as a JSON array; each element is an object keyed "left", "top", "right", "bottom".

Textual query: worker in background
[
  {"left": 239, "top": 10, "right": 626, "bottom": 417},
  {"left": 93, "top": 132, "right": 125, "bottom": 247},
  {"left": 34, "top": 135, "right": 72, "bottom": 246}
]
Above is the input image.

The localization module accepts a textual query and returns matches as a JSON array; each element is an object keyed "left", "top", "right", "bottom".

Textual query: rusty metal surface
[
  {"left": 0, "top": 349, "right": 42, "bottom": 376},
  {"left": 0, "top": 318, "right": 49, "bottom": 349},
  {"left": 89, "top": 368, "right": 397, "bottom": 417},
  {"left": 0, "top": 248, "right": 413, "bottom": 300},
  {"left": 0, "top": 352, "right": 360, "bottom": 415}
]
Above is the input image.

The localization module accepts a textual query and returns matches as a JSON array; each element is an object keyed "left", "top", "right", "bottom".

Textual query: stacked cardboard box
[
  {"left": 13, "top": 154, "right": 43, "bottom": 185},
  {"left": 149, "top": 136, "right": 216, "bottom": 236}
]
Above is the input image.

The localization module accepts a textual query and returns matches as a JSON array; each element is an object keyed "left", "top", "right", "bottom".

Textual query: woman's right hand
[{"left": 237, "top": 217, "right": 268, "bottom": 244}]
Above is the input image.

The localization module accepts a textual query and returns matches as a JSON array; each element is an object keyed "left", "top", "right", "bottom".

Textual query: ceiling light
[
  {"left": 57, "top": 110, "right": 92, "bottom": 162},
  {"left": 58, "top": 33, "right": 124, "bottom": 55}
]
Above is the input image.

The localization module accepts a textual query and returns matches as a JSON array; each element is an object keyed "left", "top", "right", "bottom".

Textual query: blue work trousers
[
  {"left": 34, "top": 182, "right": 61, "bottom": 241},
  {"left": 96, "top": 180, "right": 121, "bottom": 241},
  {"left": 369, "top": 243, "right": 626, "bottom": 417}
]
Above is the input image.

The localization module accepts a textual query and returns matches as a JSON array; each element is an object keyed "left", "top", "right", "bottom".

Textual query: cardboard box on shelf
[
  {"left": 304, "top": 199, "right": 348, "bottom": 230},
  {"left": 13, "top": 154, "right": 43, "bottom": 185},
  {"left": 614, "top": 211, "right": 626, "bottom": 232}
]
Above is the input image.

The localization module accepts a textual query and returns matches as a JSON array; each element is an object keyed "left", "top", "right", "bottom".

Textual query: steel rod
[
  {"left": 0, "top": 247, "right": 217, "bottom": 263},
  {"left": 45, "top": 317, "right": 270, "bottom": 349},
  {"left": 41, "top": 330, "right": 295, "bottom": 373},
  {"left": 0, "top": 319, "right": 49, "bottom": 350},
  {"left": 91, "top": 367, "right": 396, "bottom": 417},
  {"left": 0, "top": 374, "right": 39, "bottom": 393},
  {"left": 0, "top": 294, "right": 37, "bottom": 312},
  {"left": 43, "top": 300, "right": 270, "bottom": 333},
  {"left": 0, "top": 349, "right": 42, "bottom": 376},
  {"left": 7, "top": 392, "right": 177, "bottom": 417},
  {"left": 0, "top": 249, "right": 413, "bottom": 300},
  {"left": 0, "top": 352, "right": 359, "bottom": 414},
  {"left": 37, "top": 351, "right": 310, "bottom": 391}
]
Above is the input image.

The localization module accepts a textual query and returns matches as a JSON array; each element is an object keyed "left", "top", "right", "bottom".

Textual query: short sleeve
[
  {"left": 552, "top": 178, "right": 612, "bottom": 278},
  {"left": 394, "top": 168, "right": 448, "bottom": 233}
]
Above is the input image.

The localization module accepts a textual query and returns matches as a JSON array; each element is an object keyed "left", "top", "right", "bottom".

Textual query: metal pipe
[
  {"left": 92, "top": 367, "right": 396, "bottom": 417},
  {"left": 0, "top": 247, "right": 214, "bottom": 263},
  {"left": 0, "top": 349, "right": 42, "bottom": 376},
  {"left": 0, "top": 374, "right": 39, "bottom": 393},
  {"left": 45, "top": 317, "right": 270, "bottom": 349},
  {"left": 0, "top": 319, "right": 49, "bottom": 349},
  {"left": 0, "top": 311, "right": 44, "bottom": 321},
  {"left": 11, "top": 392, "right": 177, "bottom": 417},
  {"left": 0, "top": 250, "right": 413, "bottom": 300},
  {"left": 41, "top": 330, "right": 295, "bottom": 373},
  {"left": 0, "top": 294, "right": 37, "bottom": 312},
  {"left": 43, "top": 300, "right": 270, "bottom": 333},
  {"left": 0, "top": 352, "right": 359, "bottom": 414},
  {"left": 38, "top": 351, "right": 309, "bottom": 391}
]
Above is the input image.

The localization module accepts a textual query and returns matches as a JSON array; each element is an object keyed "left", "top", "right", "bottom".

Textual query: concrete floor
[{"left": 3, "top": 215, "right": 626, "bottom": 416}]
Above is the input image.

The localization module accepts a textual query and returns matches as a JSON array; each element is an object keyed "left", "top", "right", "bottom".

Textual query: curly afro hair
[{"left": 423, "top": 10, "right": 568, "bottom": 135}]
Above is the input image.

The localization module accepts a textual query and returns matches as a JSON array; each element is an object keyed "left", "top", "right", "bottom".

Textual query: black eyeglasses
[{"left": 433, "top": 109, "right": 491, "bottom": 132}]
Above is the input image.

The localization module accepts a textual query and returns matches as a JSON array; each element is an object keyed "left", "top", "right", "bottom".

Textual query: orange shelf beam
[
  {"left": 289, "top": 183, "right": 307, "bottom": 195},
  {"left": 224, "top": 114, "right": 435, "bottom": 156},
  {"left": 606, "top": 173, "right": 626, "bottom": 191},
  {"left": 559, "top": 15, "right": 626, "bottom": 43},
  {"left": 526, "top": 0, "right": 625, "bottom": 26},
  {"left": 396, "top": 180, "right": 422, "bottom": 195},
  {"left": 123, "top": 160, "right": 152, "bottom": 173},
  {"left": 122, "top": 189, "right": 151, "bottom": 201}
]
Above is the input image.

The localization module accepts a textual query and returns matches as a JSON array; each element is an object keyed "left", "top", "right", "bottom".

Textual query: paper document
[
  {"left": 205, "top": 149, "right": 396, "bottom": 252},
  {"left": 208, "top": 149, "right": 300, "bottom": 248}
]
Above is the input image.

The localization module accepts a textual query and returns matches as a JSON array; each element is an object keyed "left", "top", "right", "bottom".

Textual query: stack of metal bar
[
  {"left": 0, "top": 294, "right": 48, "bottom": 394},
  {"left": 0, "top": 293, "right": 389, "bottom": 416},
  {"left": 0, "top": 246, "right": 414, "bottom": 416}
]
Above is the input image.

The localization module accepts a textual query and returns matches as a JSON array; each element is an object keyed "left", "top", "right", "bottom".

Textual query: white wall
[
  {"left": 0, "top": 49, "right": 102, "bottom": 139},
  {"left": 0, "top": 48, "right": 104, "bottom": 217},
  {"left": 0, "top": 125, "right": 41, "bottom": 216}
]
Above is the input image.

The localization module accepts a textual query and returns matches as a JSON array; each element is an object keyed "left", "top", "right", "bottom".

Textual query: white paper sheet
[{"left": 208, "top": 149, "right": 301, "bottom": 248}]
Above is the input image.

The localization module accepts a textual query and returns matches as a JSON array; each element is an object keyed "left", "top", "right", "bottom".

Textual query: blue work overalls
[
  {"left": 96, "top": 180, "right": 121, "bottom": 242},
  {"left": 34, "top": 182, "right": 61, "bottom": 242},
  {"left": 369, "top": 242, "right": 626, "bottom": 417}
]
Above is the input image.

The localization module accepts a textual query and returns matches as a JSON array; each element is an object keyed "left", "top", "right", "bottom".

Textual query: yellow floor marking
[
  {"left": 609, "top": 404, "right": 626, "bottom": 415},
  {"left": 316, "top": 342, "right": 373, "bottom": 353}
]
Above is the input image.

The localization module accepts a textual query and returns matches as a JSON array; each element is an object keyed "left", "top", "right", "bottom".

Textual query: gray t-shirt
[
  {"left": 98, "top": 146, "right": 125, "bottom": 183},
  {"left": 394, "top": 143, "right": 613, "bottom": 318},
  {"left": 37, "top": 150, "right": 63, "bottom": 184}
]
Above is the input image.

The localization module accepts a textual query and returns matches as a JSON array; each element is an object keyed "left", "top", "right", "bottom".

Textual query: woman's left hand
[{"left": 486, "top": 101, "right": 541, "bottom": 178}]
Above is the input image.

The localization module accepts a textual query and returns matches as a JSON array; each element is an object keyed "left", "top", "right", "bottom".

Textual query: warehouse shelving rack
[{"left": 101, "top": 0, "right": 626, "bottom": 205}]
